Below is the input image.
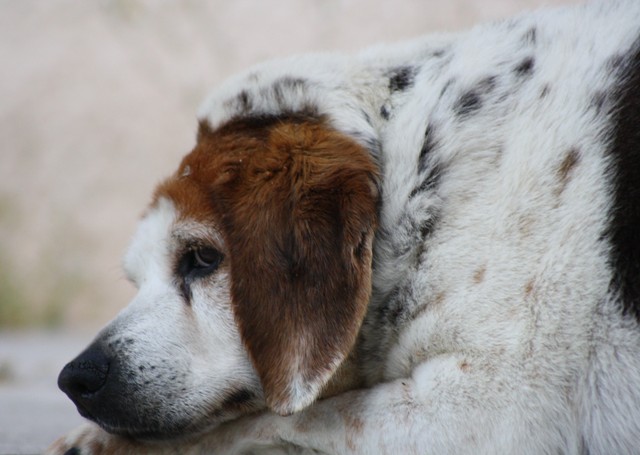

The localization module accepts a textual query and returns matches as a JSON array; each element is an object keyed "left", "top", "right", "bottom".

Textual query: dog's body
[{"left": 49, "top": 1, "right": 640, "bottom": 453}]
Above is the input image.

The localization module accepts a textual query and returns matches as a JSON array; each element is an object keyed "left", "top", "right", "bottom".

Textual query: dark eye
[
  {"left": 176, "top": 246, "right": 224, "bottom": 303},
  {"left": 178, "top": 247, "right": 224, "bottom": 280},
  {"left": 193, "top": 247, "right": 223, "bottom": 270}
]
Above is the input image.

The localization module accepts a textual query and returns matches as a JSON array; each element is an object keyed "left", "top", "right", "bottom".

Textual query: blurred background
[{"left": 0, "top": 0, "right": 577, "bottom": 453}]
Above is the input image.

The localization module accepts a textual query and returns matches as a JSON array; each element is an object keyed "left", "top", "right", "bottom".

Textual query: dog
[{"left": 48, "top": 1, "right": 640, "bottom": 453}]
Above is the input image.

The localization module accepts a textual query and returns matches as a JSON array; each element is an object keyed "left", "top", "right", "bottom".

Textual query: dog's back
[{"left": 355, "top": 2, "right": 640, "bottom": 451}]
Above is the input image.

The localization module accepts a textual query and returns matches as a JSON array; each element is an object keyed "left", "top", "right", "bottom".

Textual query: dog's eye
[
  {"left": 193, "top": 248, "right": 222, "bottom": 269},
  {"left": 175, "top": 247, "right": 224, "bottom": 303},
  {"left": 178, "top": 247, "right": 224, "bottom": 280}
]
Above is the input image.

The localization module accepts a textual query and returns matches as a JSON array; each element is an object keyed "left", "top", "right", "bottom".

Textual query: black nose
[{"left": 58, "top": 342, "right": 110, "bottom": 412}]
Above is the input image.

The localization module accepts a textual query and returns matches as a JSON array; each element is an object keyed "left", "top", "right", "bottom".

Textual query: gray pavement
[{"left": 0, "top": 331, "right": 91, "bottom": 455}]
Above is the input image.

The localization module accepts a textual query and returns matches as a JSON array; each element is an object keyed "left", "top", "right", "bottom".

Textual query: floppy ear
[{"left": 218, "top": 120, "right": 379, "bottom": 415}]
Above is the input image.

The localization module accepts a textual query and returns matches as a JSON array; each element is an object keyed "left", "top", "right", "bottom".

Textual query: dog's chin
[
  {"left": 70, "top": 383, "right": 265, "bottom": 442},
  {"left": 94, "top": 417, "right": 214, "bottom": 443},
  {"left": 73, "top": 403, "right": 209, "bottom": 442},
  {"left": 91, "top": 400, "right": 263, "bottom": 443}
]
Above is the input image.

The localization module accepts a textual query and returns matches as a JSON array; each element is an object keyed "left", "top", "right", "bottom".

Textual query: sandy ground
[
  {"left": 0, "top": 0, "right": 579, "bottom": 453},
  {"left": 0, "top": 331, "right": 91, "bottom": 455}
]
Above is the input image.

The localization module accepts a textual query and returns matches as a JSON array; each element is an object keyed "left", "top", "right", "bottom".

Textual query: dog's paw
[
  {"left": 45, "top": 422, "right": 155, "bottom": 455},
  {"left": 46, "top": 422, "right": 107, "bottom": 455}
]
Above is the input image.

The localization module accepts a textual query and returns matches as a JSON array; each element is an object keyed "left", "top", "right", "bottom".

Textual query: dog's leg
[
  {"left": 46, "top": 420, "right": 318, "bottom": 455},
  {"left": 199, "top": 355, "right": 579, "bottom": 454}
]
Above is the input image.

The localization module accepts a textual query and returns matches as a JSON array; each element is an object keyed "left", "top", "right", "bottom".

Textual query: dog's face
[{"left": 58, "top": 115, "right": 379, "bottom": 440}]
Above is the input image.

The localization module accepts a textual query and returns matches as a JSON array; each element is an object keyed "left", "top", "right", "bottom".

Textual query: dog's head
[{"left": 58, "top": 113, "right": 379, "bottom": 439}]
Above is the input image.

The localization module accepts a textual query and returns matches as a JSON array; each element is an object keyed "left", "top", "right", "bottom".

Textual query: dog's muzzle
[{"left": 57, "top": 338, "right": 197, "bottom": 439}]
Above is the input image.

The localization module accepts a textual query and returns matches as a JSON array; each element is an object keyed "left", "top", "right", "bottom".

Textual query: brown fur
[{"left": 155, "top": 115, "right": 379, "bottom": 414}]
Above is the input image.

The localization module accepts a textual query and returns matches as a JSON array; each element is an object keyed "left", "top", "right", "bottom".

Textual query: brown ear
[{"left": 218, "top": 119, "right": 379, "bottom": 414}]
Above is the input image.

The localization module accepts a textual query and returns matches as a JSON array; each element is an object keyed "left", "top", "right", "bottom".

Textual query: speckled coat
[{"left": 50, "top": 1, "right": 640, "bottom": 453}]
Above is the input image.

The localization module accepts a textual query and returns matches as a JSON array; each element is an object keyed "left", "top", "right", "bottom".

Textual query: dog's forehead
[
  {"left": 156, "top": 116, "right": 315, "bottom": 210},
  {"left": 150, "top": 125, "right": 253, "bottom": 227}
]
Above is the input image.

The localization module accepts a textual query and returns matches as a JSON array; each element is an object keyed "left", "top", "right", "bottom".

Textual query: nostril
[
  {"left": 58, "top": 343, "right": 110, "bottom": 400},
  {"left": 59, "top": 360, "right": 109, "bottom": 396}
]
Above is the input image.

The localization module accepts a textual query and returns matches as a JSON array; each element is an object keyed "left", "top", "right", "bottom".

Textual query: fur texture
[{"left": 49, "top": 1, "right": 640, "bottom": 453}]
